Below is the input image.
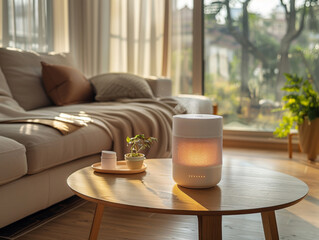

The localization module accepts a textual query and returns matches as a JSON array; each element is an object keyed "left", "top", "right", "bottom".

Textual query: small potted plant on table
[
  {"left": 274, "top": 73, "right": 319, "bottom": 160},
  {"left": 125, "top": 134, "right": 157, "bottom": 169}
]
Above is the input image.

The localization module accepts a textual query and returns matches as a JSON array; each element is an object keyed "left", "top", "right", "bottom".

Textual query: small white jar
[{"left": 101, "top": 151, "right": 117, "bottom": 170}]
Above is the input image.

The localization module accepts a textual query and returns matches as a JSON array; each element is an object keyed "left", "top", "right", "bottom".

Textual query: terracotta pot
[
  {"left": 298, "top": 118, "right": 319, "bottom": 161},
  {"left": 124, "top": 153, "right": 145, "bottom": 169}
]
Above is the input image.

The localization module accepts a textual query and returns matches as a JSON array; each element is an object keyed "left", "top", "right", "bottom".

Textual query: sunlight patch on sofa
[{"left": 19, "top": 124, "right": 39, "bottom": 135}]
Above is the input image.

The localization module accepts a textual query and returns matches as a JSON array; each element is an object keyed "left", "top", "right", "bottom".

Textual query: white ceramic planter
[{"left": 124, "top": 153, "right": 145, "bottom": 169}]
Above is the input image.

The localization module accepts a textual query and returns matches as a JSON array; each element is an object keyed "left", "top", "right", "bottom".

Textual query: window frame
[{"left": 193, "top": 0, "right": 204, "bottom": 95}]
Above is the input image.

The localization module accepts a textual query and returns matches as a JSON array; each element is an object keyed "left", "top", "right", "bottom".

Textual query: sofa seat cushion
[
  {"left": 0, "top": 136, "right": 27, "bottom": 185},
  {"left": 0, "top": 117, "right": 112, "bottom": 174}
]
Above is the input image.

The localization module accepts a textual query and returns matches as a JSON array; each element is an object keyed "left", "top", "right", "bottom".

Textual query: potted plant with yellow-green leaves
[
  {"left": 125, "top": 134, "right": 157, "bottom": 169},
  {"left": 274, "top": 73, "right": 319, "bottom": 160}
]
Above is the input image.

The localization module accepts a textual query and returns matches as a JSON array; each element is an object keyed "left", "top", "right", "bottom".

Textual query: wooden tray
[{"left": 91, "top": 161, "right": 147, "bottom": 174}]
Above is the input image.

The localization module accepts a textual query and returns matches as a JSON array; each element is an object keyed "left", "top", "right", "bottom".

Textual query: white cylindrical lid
[
  {"left": 101, "top": 150, "right": 117, "bottom": 159},
  {"left": 173, "top": 114, "right": 223, "bottom": 138}
]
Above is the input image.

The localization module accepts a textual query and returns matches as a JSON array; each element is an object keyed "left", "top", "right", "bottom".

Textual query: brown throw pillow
[
  {"left": 41, "top": 62, "right": 93, "bottom": 106},
  {"left": 89, "top": 73, "right": 154, "bottom": 101}
]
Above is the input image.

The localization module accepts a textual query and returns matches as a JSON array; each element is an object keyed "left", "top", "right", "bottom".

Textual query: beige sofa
[{"left": 0, "top": 48, "right": 212, "bottom": 228}]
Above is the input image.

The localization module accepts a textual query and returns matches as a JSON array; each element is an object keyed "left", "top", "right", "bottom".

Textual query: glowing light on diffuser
[{"left": 172, "top": 114, "right": 223, "bottom": 188}]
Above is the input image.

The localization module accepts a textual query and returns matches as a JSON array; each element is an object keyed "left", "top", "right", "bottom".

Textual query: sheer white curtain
[
  {"left": 52, "top": 0, "right": 69, "bottom": 52},
  {"left": 69, "top": 0, "right": 168, "bottom": 78},
  {"left": 0, "top": 0, "right": 169, "bottom": 77},
  {"left": 0, "top": 0, "right": 68, "bottom": 52},
  {"left": 68, "top": 0, "right": 110, "bottom": 77},
  {"left": 170, "top": 0, "right": 193, "bottom": 95},
  {"left": 109, "top": 0, "right": 165, "bottom": 76}
]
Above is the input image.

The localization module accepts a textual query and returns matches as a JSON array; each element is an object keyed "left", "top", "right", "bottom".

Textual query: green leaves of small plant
[
  {"left": 126, "top": 134, "right": 158, "bottom": 157},
  {"left": 274, "top": 73, "right": 319, "bottom": 137},
  {"left": 273, "top": 114, "right": 296, "bottom": 138}
]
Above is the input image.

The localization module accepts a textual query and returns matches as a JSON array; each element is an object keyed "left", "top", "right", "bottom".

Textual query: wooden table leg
[
  {"left": 89, "top": 203, "right": 105, "bottom": 240},
  {"left": 288, "top": 133, "right": 293, "bottom": 159},
  {"left": 261, "top": 211, "right": 279, "bottom": 240},
  {"left": 197, "top": 215, "right": 222, "bottom": 240}
]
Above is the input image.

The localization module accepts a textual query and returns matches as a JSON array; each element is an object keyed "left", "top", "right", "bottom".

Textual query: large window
[
  {"left": 204, "top": 0, "right": 319, "bottom": 131},
  {"left": 172, "top": 0, "right": 319, "bottom": 133}
]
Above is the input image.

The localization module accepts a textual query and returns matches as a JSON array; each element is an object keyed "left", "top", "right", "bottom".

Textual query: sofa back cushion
[
  {"left": 0, "top": 67, "right": 13, "bottom": 97},
  {"left": 0, "top": 68, "right": 25, "bottom": 111},
  {"left": 0, "top": 48, "right": 73, "bottom": 110},
  {"left": 41, "top": 62, "right": 93, "bottom": 105},
  {"left": 90, "top": 73, "right": 154, "bottom": 101}
]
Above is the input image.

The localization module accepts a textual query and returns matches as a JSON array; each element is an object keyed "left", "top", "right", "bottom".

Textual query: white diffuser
[{"left": 172, "top": 114, "right": 223, "bottom": 188}]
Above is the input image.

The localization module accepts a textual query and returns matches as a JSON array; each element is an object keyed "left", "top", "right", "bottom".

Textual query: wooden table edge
[{"left": 69, "top": 188, "right": 308, "bottom": 216}]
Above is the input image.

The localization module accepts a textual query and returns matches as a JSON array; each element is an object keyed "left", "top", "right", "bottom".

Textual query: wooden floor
[{"left": 17, "top": 148, "right": 319, "bottom": 240}]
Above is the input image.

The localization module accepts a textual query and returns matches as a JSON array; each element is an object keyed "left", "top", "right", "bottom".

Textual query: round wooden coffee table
[{"left": 67, "top": 158, "right": 308, "bottom": 240}]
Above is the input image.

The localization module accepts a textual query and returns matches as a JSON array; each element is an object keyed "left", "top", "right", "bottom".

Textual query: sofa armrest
[{"left": 144, "top": 76, "right": 172, "bottom": 97}]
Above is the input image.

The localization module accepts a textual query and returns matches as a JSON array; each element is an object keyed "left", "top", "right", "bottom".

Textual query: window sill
[{"left": 223, "top": 129, "right": 300, "bottom": 152}]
